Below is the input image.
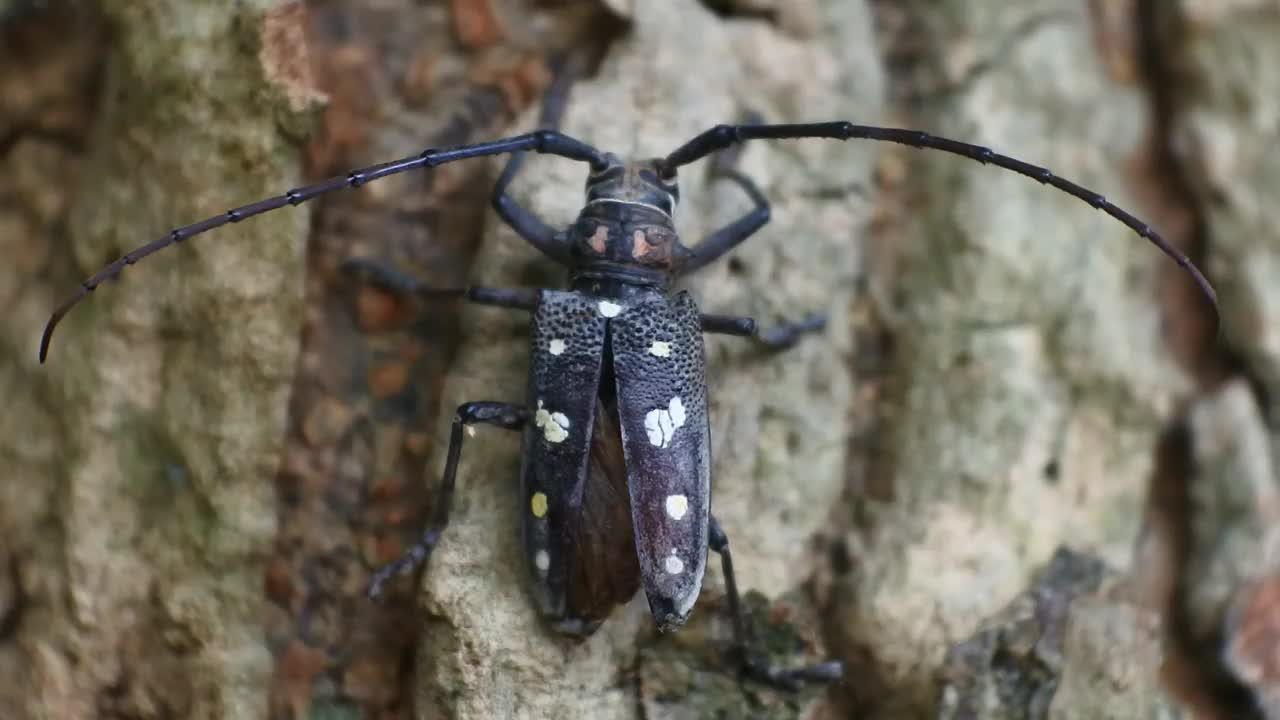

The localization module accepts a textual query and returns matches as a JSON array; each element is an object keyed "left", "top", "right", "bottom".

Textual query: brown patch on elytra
[
  {"left": 632, "top": 229, "right": 653, "bottom": 259},
  {"left": 589, "top": 225, "right": 609, "bottom": 254}
]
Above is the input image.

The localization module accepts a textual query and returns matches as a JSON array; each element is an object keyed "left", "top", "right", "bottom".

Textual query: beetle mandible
[{"left": 39, "top": 81, "right": 1220, "bottom": 690}]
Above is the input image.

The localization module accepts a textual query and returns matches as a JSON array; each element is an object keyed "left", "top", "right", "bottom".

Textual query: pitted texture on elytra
[
  {"left": 610, "top": 291, "right": 710, "bottom": 625},
  {"left": 612, "top": 292, "right": 707, "bottom": 417},
  {"left": 520, "top": 291, "right": 609, "bottom": 622}
]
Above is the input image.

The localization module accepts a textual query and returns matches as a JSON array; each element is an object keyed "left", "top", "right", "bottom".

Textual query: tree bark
[{"left": 1, "top": 1, "right": 1270, "bottom": 718}]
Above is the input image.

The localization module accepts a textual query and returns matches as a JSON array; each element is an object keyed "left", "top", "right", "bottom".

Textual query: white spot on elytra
[
  {"left": 548, "top": 338, "right": 566, "bottom": 356},
  {"left": 644, "top": 396, "right": 688, "bottom": 448},
  {"left": 598, "top": 300, "right": 623, "bottom": 318},
  {"left": 649, "top": 341, "right": 671, "bottom": 358},
  {"left": 535, "top": 400, "right": 570, "bottom": 443},
  {"left": 668, "top": 397, "right": 686, "bottom": 427},
  {"left": 665, "top": 494, "right": 688, "bottom": 520},
  {"left": 664, "top": 552, "right": 684, "bottom": 575},
  {"left": 534, "top": 549, "right": 550, "bottom": 572}
]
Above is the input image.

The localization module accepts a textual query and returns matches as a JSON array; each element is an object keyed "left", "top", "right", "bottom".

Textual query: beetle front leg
[
  {"left": 367, "top": 401, "right": 530, "bottom": 600},
  {"left": 489, "top": 48, "right": 583, "bottom": 265},
  {"left": 700, "top": 312, "right": 826, "bottom": 350},
  {"left": 680, "top": 143, "right": 772, "bottom": 276},
  {"left": 490, "top": 153, "right": 571, "bottom": 265},
  {"left": 340, "top": 257, "right": 538, "bottom": 311},
  {"left": 708, "top": 515, "right": 844, "bottom": 689}
]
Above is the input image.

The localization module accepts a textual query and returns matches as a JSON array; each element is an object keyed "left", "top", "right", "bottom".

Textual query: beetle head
[{"left": 569, "top": 154, "right": 690, "bottom": 273}]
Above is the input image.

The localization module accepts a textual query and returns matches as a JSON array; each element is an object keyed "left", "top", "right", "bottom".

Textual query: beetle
[{"left": 38, "top": 97, "right": 1220, "bottom": 688}]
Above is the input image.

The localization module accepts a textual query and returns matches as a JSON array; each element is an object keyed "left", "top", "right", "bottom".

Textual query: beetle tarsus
[
  {"left": 755, "top": 312, "right": 827, "bottom": 350},
  {"left": 700, "top": 312, "right": 826, "bottom": 350},
  {"left": 739, "top": 654, "right": 845, "bottom": 691}
]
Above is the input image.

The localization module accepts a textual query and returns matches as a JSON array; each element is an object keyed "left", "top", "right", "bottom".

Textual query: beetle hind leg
[
  {"left": 708, "top": 515, "right": 844, "bottom": 690},
  {"left": 367, "top": 401, "right": 530, "bottom": 600}
]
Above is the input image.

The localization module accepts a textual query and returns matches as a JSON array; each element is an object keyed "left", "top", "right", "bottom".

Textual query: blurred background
[{"left": 0, "top": 0, "right": 1276, "bottom": 718}]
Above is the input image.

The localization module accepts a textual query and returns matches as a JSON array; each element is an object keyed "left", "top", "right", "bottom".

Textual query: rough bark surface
[
  {"left": 1158, "top": 1, "right": 1280, "bottom": 715},
  {"left": 2, "top": 1, "right": 1275, "bottom": 719},
  {"left": 2, "top": 2, "right": 315, "bottom": 718},
  {"left": 839, "top": 2, "right": 1191, "bottom": 716}
]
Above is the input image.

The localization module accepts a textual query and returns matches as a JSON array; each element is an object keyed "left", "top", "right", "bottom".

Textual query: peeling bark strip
[
  {"left": 258, "top": 2, "right": 325, "bottom": 113},
  {"left": 266, "top": 3, "right": 617, "bottom": 719}
]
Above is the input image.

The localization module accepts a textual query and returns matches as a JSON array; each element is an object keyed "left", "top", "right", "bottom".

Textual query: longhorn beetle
[{"left": 39, "top": 79, "right": 1219, "bottom": 690}]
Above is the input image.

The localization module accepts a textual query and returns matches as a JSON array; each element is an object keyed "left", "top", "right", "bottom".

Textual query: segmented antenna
[
  {"left": 39, "top": 131, "right": 608, "bottom": 362},
  {"left": 661, "top": 122, "right": 1219, "bottom": 326}
]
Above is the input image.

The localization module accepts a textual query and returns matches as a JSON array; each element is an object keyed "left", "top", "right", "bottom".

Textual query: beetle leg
[
  {"left": 680, "top": 167, "right": 771, "bottom": 276},
  {"left": 490, "top": 48, "right": 583, "bottom": 266},
  {"left": 491, "top": 154, "right": 571, "bottom": 265},
  {"left": 699, "top": 312, "right": 826, "bottom": 350},
  {"left": 340, "top": 257, "right": 538, "bottom": 311},
  {"left": 708, "top": 515, "right": 844, "bottom": 690},
  {"left": 367, "top": 401, "right": 530, "bottom": 600}
]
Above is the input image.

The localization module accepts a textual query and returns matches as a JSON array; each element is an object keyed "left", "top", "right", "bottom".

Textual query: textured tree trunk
[{"left": 1, "top": 1, "right": 1273, "bottom": 719}]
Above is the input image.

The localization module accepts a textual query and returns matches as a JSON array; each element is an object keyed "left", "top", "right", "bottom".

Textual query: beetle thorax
[{"left": 569, "top": 155, "right": 689, "bottom": 277}]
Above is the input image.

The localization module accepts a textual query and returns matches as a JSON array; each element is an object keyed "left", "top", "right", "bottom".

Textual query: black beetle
[{"left": 39, "top": 88, "right": 1219, "bottom": 689}]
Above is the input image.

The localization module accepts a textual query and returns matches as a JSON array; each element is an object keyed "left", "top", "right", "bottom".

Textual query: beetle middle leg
[
  {"left": 708, "top": 515, "right": 844, "bottom": 689},
  {"left": 700, "top": 312, "right": 826, "bottom": 351},
  {"left": 367, "top": 401, "right": 530, "bottom": 600},
  {"left": 340, "top": 257, "right": 538, "bottom": 311}
]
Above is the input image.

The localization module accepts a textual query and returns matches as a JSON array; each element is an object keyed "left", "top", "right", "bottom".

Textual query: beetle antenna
[
  {"left": 660, "top": 122, "right": 1219, "bottom": 331},
  {"left": 39, "top": 131, "right": 609, "bottom": 363}
]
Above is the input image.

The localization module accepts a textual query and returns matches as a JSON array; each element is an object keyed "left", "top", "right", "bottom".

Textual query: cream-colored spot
[
  {"left": 531, "top": 492, "right": 548, "bottom": 518},
  {"left": 644, "top": 396, "right": 688, "bottom": 448},
  {"left": 465, "top": 425, "right": 476, "bottom": 438},
  {"left": 548, "top": 338, "right": 566, "bottom": 356},
  {"left": 665, "top": 494, "right": 688, "bottom": 520},
  {"left": 598, "top": 300, "right": 623, "bottom": 318},
  {"left": 534, "top": 400, "right": 570, "bottom": 443},
  {"left": 534, "top": 549, "right": 550, "bottom": 572},
  {"left": 664, "top": 553, "right": 684, "bottom": 575},
  {"left": 649, "top": 341, "right": 671, "bottom": 358}
]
